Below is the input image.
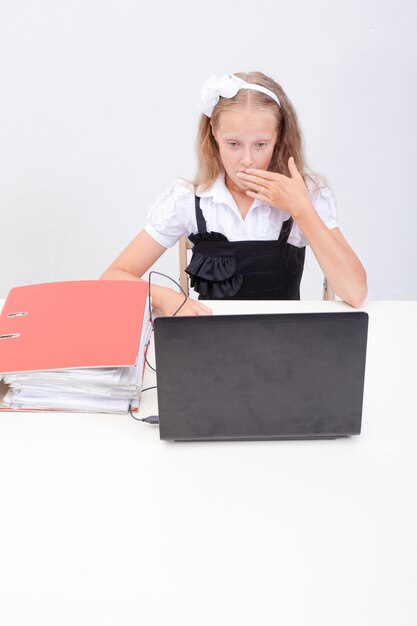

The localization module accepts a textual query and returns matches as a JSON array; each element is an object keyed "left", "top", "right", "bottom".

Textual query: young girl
[{"left": 101, "top": 71, "right": 367, "bottom": 314}]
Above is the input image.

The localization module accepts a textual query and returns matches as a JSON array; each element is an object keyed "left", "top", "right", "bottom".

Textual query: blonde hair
[{"left": 192, "top": 71, "right": 330, "bottom": 197}]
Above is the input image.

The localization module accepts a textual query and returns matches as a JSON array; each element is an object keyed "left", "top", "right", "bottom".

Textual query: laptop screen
[{"left": 153, "top": 312, "right": 368, "bottom": 441}]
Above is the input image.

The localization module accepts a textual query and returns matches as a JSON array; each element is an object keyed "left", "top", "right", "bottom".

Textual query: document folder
[{"left": 0, "top": 280, "right": 151, "bottom": 413}]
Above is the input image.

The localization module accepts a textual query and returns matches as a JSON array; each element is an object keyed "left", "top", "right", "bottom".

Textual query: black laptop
[{"left": 153, "top": 312, "right": 369, "bottom": 441}]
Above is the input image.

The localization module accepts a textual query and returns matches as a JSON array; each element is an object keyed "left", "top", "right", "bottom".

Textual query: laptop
[{"left": 153, "top": 312, "right": 369, "bottom": 441}]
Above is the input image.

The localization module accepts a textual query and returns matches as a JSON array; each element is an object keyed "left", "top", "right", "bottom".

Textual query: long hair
[{"left": 192, "top": 71, "right": 330, "bottom": 198}]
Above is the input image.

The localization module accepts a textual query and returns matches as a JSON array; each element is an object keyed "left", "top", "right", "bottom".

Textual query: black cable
[
  {"left": 130, "top": 270, "right": 186, "bottom": 426},
  {"left": 147, "top": 270, "right": 188, "bottom": 325},
  {"left": 128, "top": 389, "right": 159, "bottom": 424},
  {"left": 143, "top": 270, "right": 188, "bottom": 374},
  {"left": 129, "top": 408, "right": 143, "bottom": 421},
  {"left": 144, "top": 351, "right": 156, "bottom": 372},
  {"left": 144, "top": 333, "right": 156, "bottom": 372}
]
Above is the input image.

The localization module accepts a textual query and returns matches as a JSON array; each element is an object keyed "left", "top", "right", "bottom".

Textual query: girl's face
[{"left": 213, "top": 107, "right": 278, "bottom": 192}]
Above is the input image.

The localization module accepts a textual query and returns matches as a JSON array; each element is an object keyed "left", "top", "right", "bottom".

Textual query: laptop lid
[{"left": 153, "top": 312, "right": 369, "bottom": 441}]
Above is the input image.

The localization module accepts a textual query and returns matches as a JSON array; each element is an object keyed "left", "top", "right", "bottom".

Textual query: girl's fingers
[
  {"left": 176, "top": 299, "right": 212, "bottom": 316},
  {"left": 246, "top": 183, "right": 269, "bottom": 195},
  {"left": 194, "top": 302, "right": 212, "bottom": 315},
  {"left": 242, "top": 169, "right": 284, "bottom": 181},
  {"left": 236, "top": 172, "right": 274, "bottom": 187}
]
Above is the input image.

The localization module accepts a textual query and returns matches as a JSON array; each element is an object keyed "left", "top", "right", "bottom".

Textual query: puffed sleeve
[
  {"left": 287, "top": 175, "right": 338, "bottom": 247},
  {"left": 144, "top": 179, "right": 195, "bottom": 248}
]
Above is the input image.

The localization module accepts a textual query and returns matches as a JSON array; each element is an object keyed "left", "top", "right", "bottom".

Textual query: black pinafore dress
[{"left": 185, "top": 195, "right": 306, "bottom": 300}]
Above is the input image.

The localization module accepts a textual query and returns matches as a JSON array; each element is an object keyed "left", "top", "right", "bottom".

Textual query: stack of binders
[{"left": 0, "top": 280, "right": 152, "bottom": 413}]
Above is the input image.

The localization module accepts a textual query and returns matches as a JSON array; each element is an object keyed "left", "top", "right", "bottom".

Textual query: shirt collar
[{"left": 196, "top": 172, "right": 264, "bottom": 211}]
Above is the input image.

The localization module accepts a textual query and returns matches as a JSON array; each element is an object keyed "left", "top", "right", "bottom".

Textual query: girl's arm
[
  {"left": 237, "top": 159, "right": 368, "bottom": 307},
  {"left": 100, "top": 229, "right": 212, "bottom": 316},
  {"left": 291, "top": 213, "right": 367, "bottom": 307}
]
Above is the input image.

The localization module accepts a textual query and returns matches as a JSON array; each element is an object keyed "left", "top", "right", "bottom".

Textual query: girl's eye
[{"left": 226, "top": 142, "right": 268, "bottom": 148}]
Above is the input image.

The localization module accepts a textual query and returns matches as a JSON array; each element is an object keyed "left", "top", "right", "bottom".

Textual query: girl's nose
[{"left": 240, "top": 149, "right": 254, "bottom": 168}]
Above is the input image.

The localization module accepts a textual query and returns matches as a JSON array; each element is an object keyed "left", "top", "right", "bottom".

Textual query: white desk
[{"left": 0, "top": 300, "right": 416, "bottom": 626}]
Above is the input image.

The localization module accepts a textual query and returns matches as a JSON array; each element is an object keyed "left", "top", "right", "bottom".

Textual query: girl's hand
[
  {"left": 236, "top": 157, "right": 312, "bottom": 219},
  {"left": 151, "top": 284, "right": 212, "bottom": 317}
]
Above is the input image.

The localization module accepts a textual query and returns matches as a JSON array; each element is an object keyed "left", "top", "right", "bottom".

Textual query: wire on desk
[
  {"left": 144, "top": 333, "right": 156, "bottom": 372},
  {"left": 128, "top": 388, "right": 159, "bottom": 424},
  {"left": 147, "top": 270, "right": 188, "bottom": 327},
  {"left": 136, "top": 270, "right": 185, "bottom": 426},
  {"left": 144, "top": 271, "right": 188, "bottom": 374}
]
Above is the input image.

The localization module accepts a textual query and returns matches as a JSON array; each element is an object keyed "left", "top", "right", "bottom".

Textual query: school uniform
[{"left": 145, "top": 173, "right": 338, "bottom": 300}]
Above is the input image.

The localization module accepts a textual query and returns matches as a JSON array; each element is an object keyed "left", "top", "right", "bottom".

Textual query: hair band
[{"left": 197, "top": 73, "right": 281, "bottom": 117}]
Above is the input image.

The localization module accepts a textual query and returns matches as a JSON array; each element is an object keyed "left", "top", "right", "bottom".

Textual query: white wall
[{"left": 1, "top": 0, "right": 416, "bottom": 299}]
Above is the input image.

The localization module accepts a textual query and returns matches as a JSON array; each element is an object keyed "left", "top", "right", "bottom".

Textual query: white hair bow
[{"left": 197, "top": 74, "right": 281, "bottom": 118}]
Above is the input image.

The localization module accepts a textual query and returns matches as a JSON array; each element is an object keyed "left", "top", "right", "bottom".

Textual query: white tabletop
[{"left": 0, "top": 300, "right": 416, "bottom": 626}]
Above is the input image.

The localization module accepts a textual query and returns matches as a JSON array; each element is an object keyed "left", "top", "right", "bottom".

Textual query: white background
[{"left": 1, "top": 0, "right": 416, "bottom": 299}]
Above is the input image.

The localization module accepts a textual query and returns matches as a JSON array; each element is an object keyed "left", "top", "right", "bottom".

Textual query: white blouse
[{"left": 144, "top": 173, "right": 338, "bottom": 249}]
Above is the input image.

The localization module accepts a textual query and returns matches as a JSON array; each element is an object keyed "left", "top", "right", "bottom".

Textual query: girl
[{"left": 101, "top": 71, "right": 367, "bottom": 314}]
